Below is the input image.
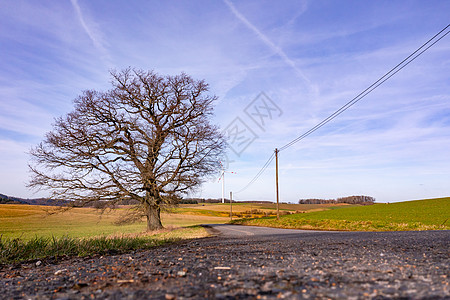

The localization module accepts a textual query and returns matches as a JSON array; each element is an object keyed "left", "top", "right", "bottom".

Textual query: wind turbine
[{"left": 218, "top": 161, "right": 236, "bottom": 203}]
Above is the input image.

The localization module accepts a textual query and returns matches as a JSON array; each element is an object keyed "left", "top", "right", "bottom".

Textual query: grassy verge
[
  {"left": 232, "top": 198, "right": 450, "bottom": 231},
  {"left": 0, "top": 226, "right": 209, "bottom": 265}
]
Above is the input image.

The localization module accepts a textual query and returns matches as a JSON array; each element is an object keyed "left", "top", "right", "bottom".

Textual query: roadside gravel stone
[{"left": 0, "top": 228, "right": 448, "bottom": 299}]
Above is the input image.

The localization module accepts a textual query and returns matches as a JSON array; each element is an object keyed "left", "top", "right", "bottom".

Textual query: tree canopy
[{"left": 29, "top": 69, "right": 226, "bottom": 230}]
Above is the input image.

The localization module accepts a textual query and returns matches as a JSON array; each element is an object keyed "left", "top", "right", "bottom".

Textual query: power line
[
  {"left": 234, "top": 152, "right": 275, "bottom": 194},
  {"left": 279, "top": 24, "right": 450, "bottom": 152},
  {"left": 234, "top": 24, "right": 449, "bottom": 195}
]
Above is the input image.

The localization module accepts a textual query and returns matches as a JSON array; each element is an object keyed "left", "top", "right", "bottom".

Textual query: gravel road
[{"left": 1, "top": 225, "right": 449, "bottom": 299}]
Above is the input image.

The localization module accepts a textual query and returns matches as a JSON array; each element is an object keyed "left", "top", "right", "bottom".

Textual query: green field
[{"left": 232, "top": 198, "right": 450, "bottom": 231}]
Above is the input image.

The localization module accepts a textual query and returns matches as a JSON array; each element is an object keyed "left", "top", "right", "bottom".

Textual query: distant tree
[
  {"left": 336, "top": 195, "right": 375, "bottom": 204},
  {"left": 29, "top": 69, "right": 226, "bottom": 230},
  {"left": 299, "top": 196, "right": 375, "bottom": 205},
  {"left": 179, "top": 198, "right": 199, "bottom": 204},
  {"left": 298, "top": 199, "right": 336, "bottom": 204}
]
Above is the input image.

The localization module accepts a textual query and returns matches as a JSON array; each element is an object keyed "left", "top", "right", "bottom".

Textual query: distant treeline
[
  {"left": 0, "top": 193, "right": 260, "bottom": 207},
  {"left": 181, "top": 198, "right": 230, "bottom": 204},
  {"left": 180, "top": 198, "right": 274, "bottom": 204},
  {"left": 0, "top": 193, "right": 68, "bottom": 206},
  {"left": 298, "top": 195, "right": 375, "bottom": 205}
]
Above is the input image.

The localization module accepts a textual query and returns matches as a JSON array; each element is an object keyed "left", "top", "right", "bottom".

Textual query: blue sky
[{"left": 0, "top": 0, "right": 449, "bottom": 203}]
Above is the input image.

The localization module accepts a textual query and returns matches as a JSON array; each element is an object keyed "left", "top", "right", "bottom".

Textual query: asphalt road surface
[
  {"left": 207, "top": 224, "right": 336, "bottom": 237},
  {"left": 1, "top": 225, "right": 449, "bottom": 299}
]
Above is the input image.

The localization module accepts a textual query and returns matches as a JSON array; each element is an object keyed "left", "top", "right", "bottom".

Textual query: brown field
[
  {"left": 0, "top": 202, "right": 352, "bottom": 240},
  {"left": 0, "top": 204, "right": 228, "bottom": 240}
]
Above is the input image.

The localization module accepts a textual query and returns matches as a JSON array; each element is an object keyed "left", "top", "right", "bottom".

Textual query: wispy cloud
[
  {"left": 70, "top": 0, "right": 112, "bottom": 66},
  {"left": 223, "top": 0, "right": 317, "bottom": 96}
]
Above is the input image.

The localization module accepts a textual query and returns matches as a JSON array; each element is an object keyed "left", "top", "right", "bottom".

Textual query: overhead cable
[
  {"left": 279, "top": 24, "right": 450, "bottom": 152},
  {"left": 234, "top": 152, "right": 275, "bottom": 194},
  {"left": 234, "top": 24, "right": 449, "bottom": 194}
]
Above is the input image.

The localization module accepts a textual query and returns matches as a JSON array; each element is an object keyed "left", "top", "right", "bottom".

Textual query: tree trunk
[{"left": 146, "top": 204, "right": 163, "bottom": 231}]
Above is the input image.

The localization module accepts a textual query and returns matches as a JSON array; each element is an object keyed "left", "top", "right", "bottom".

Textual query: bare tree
[{"left": 29, "top": 69, "right": 226, "bottom": 230}]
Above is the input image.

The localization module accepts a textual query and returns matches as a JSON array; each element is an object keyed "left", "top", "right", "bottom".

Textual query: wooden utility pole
[
  {"left": 221, "top": 169, "right": 225, "bottom": 204},
  {"left": 230, "top": 191, "right": 233, "bottom": 221},
  {"left": 275, "top": 148, "right": 280, "bottom": 220}
]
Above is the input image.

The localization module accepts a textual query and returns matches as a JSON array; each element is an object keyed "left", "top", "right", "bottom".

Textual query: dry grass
[{"left": 0, "top": 204, "right": 226, "bottom": 240}]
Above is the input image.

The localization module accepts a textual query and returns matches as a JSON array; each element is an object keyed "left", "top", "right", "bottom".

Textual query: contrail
[
  {"left": 223, "top": 0, "right": 313, "bottom": 87},
  {"left": 70, "top": 0, "right": 112, "bottom": 65}
]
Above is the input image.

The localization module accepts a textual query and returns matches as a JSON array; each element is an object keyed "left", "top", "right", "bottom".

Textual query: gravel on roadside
[{"left": 1, "top": 229, "right": 449, "bottom": 299}]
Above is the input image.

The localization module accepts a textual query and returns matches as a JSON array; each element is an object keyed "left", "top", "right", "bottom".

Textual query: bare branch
[{"left": 29, "top": 69, "right": 226, "bottom": 231}]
